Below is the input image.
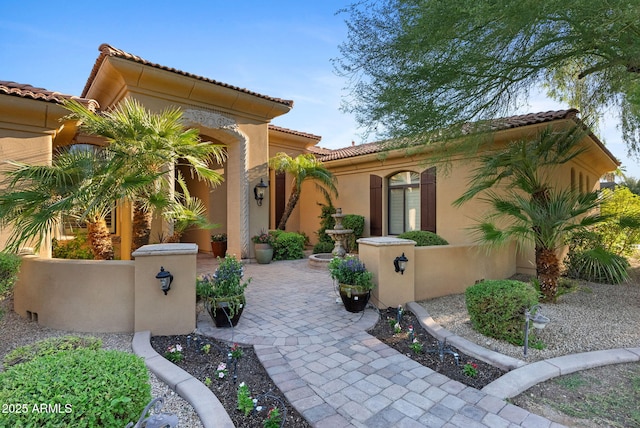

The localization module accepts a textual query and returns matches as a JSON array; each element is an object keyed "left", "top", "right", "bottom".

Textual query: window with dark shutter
[
  {"left": 420, "top": 167, "right": 436, "bottom": 233},
  {"left": 370, "top": 175, "right": 382, "bottom": 236}
]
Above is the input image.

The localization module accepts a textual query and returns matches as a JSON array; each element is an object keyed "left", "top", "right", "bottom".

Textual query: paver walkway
[{"left": 196, "top": 256, "right": 564, "bottom": 427}]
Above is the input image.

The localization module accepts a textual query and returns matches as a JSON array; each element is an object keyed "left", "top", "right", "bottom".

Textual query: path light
[
  {"left": 394, "top": 253, "right": 408, "bottom": 274},
  {"left": 156, "top": 267, "right": 173, "bottom": 295},
  {"left": 254, "top": 178, "right": 268, "bottom": 206},
  {"left": 523, "top": 304, "right": 550, "bottom": 357}
]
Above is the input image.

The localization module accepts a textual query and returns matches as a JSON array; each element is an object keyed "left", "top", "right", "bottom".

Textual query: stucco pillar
[
  {"left": 357, "top": 237, "right": 416, "bottom": 308},
  {"left": 226, "top": 139, "right": 248, "bottom": 258},
  {"left": 132, "top": 243, "right": 197, "bottom": 335}
]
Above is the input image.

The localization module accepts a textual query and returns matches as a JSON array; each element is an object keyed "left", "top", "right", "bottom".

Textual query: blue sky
[{"left": 1, "top": 1, "right": 637, "bottom": 178}]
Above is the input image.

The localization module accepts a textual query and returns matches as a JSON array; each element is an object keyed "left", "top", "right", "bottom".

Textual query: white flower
[
  {"left": 218, "top": 372, "right": 225, "bottom": 378},
  {"left": 239, "top": 382, "right": 245, "bottom": 387},
  {"left": 176, "top": 344, "right": 183, "bottom": 352}
]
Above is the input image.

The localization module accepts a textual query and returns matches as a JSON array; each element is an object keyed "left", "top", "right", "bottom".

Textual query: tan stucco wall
[{"left": 13, "top": 257, "right": 135, "bottom": 332}]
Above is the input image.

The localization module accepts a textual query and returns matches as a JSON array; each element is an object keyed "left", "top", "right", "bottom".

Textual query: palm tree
[
  {"left": 454, "top": 125, "right": 605, "bottom": 302},
  {"left": 268, "top": 152, "right": 338, "bottom": 230},
  {"left": 0, "top": 147, "right": 155, "bottom": 259},
  {"left": 65, "top": 99, "right": 227, "bottom": 251}
]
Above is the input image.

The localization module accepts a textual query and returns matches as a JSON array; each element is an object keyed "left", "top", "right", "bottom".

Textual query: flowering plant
[
  {"left": 251, "top": 230, "right": 274, "bottom": 245},
  {"left": 211, "top": 233, "right": 227, "bottom": 242},
  {"left": 328, "top": 256, "right": 374, "bottom": 290},
  {"left": 463, "top": 361, "right": 479, "bottom": 377},
  {"left": 215, "top": 362, "right": 228, "bottom": 379},
  {"left": 164, "top": 344, "right": 183, "bottom": 363},
  {"left": 409, "top": 339, "right": 423, "bottom": 354},
  {"left": 263, "top": 407, "right": 282, "bottom": 428},
  {"left": 237, "top": 382, "right": 254, "bottom": 416},
  {"left": 230, "top": 343, "right": 243, "bottom": 359},
  {"left": 197, "top": 255, "right": 250, "bottom": 299}
]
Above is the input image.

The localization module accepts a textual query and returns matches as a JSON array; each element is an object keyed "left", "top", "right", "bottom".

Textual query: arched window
[{"left": 388, "top": 171, "right": 420, "bottom": 234}]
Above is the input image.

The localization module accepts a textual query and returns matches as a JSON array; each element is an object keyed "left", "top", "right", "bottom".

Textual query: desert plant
[
  {"left": 0, "top": 348, "right": 151, "bottom": 427},
  {"left": 0, "top": 251, "right": 21, "bottom": 297},
  {"left": 271, "top": 231, "right": 305, "bottom": 260},
  {"left": 565, "top": 247, "right": 630, "bottom": 284},
  {"left": 52, "top": 233, "right": 94, "bottom": 260},
  {"left": 397, "top": 230, "right": 449, "bottom": 246},
  {"left": 465, "top": 279, "right": 539, "bottom": 346}
]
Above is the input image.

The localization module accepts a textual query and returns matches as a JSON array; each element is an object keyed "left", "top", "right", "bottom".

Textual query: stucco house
[{"left": 0, "top": 43, "right": 620, "bottom": 271}]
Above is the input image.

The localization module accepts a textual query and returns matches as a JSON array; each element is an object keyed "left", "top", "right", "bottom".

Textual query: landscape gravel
[
  {"left": 0, "top": 296, "right": 203, "bottom": 428},
  {"left": 420, "top": 279, "right": 640, "bottom": 362}
]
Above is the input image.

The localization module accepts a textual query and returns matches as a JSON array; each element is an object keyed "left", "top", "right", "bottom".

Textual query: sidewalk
[{"left": 193, "top": 256, "right": 565, "bottom": 427}]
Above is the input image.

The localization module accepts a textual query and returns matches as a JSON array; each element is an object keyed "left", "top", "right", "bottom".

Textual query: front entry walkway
[{"left": 196, "top": 256, "right": 562, "bottom": 427}]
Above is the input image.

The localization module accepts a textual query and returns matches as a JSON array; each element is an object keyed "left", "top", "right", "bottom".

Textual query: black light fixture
[
  {"left": 394, "top": 253, "right": 409, "bottom": 275},
  {"left": 156, "top": 266, "right": 173, "bottom": 295},
  {"left": 254, "top": 178, "right": 268, "bottom": 206}
]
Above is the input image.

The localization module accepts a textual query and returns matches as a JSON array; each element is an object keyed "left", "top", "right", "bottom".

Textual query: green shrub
[
  {"left": 271, "top": 231, "right": 305, "bottom": 260},
  {"left": 343, "top": 214, "right": 365, "bottom": 252},
  {"left": 314, "top": 202, "right": 336, "bottom": 253},
  {"left": 313, "top": 240, "right": 335, "bottom": 254},
  {"left": 3, "top": 335, "right": 102, "bottom": 368},
  {"left": 0, "top": 348, "right": 151, "bottom": 427},
  {"left": 465, "top": 279, "right": 539, "bottom": 346},
  {"left": 0, "top": 251, "right": 21, "bottom": 297},
  {"left": 52, "top": 233, "right": 94, "bottom": 260},
  {"left": 565, "top": 247, "right": 630, "bottom": 284},
  {"left": 594, "top": 186, "right": 640, "bottom": 256},
  {"left": 397, "top": 230, "right": 449, "bottom": 246}
]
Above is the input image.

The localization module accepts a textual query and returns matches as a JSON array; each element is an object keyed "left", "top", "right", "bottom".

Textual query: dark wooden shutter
[
  {"left": 370, "top": 175, "right": 383, "bottom": 236},
  {"left": 275, "top": 172, "right": 286, "bottom": 227},
  {"left": 420, "top": 167, "right": 436, "bottom": 233}
]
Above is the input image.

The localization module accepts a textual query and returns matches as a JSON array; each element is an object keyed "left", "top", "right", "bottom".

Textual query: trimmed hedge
[
  {"left": 397, "top": 230, "right": 448, "bottom": 246},
  {"left": 0, "top": 348, "right": 151, "bottom": 427},
  {"left": 342, "top": 214, "right": 365, "bottom": 253},
  {"left": 465, "top": 279, "right": 539, "bottom": 346},
  {"left": 270, "top": 230, "right": 305, "bottom": 260},
  {"left": 3, "top": 336, "right": 102, "bottom": 368}
]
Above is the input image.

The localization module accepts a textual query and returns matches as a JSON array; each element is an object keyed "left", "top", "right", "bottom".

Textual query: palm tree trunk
[
  {"left": 132, "top": 202, "right": 152, "bottom": 251},
  {"left": 536, "top": 246, "right": 560, "bottom": 302},
  {"left": 87, "top": 218, "right": 114, "bottom": 260},
  {"left": 277, "top": 189, "right": 301, "bottom": 230}
]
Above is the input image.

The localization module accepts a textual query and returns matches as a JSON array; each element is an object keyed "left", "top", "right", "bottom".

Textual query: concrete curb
[
  {"left": 406, "top": 301, "right": 526, "bottom": 371},
  {"left": 131, "top": 331, "right": 234, "bottom": 428},
  {"left": 482, "top": 347, "right": 640, "bottom": 399}
]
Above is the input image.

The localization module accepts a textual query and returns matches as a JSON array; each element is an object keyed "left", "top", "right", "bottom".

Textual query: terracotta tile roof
[
  {"left": 306, "top": 146, "right": 334, "bottom": 156},
  {"left": 317, "top": 109, "right": 617, "bottom": 163},
  {"left": 82, "top": 44, "right": 294, "bottom": 108},
  {"left": 0, "top": 81, "right": 98, "bottom": 109},
  {"left": 269, "top": 125, "right": 321, "bottom": 141}
]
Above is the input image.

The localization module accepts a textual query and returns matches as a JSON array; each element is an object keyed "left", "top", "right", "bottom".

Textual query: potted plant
[
  {"left": 251, "top": 230, "right": 274, "bottom": 264},
  {"left": 198, "top": 255, "right": 250, "bottom": 327},
  {"left": 328, "top": 255, "right": 375, "bottom": 312},
  {"left": 210, "top": 233, "right": 227, "bottom": 258}
]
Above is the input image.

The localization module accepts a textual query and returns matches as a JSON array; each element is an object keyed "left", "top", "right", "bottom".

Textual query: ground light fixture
[
  {"left": 254, "top": 178, "right": 268, "bottom": 206},
  {"left": 156, "top": 266, "right": 173, "bottom": 295},
  {"left": 394, "top": 253, "right": 408, "bottom": 274},
  {"left": 523, "top": 304, "right": 550, "bottom": 357}
]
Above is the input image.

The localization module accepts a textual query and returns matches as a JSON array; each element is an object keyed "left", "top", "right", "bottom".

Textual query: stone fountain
[{"left": 308, "top": 208, "right": 355, "bottom": 269}]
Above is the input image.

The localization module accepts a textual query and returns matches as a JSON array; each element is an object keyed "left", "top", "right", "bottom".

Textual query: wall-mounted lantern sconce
[
  {"left": 156, "top": 266, "right": 173, "bottom": 295},
  {"left": 254, "top": 178, "right": 268, "bottom": 206},
  {"left": 394, "top": 253, "right": 408, "bottom": 275}
]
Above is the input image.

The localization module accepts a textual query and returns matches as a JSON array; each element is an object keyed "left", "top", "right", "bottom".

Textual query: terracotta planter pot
[
  {"left": 254, "top": 243, "right": 274, "bottom": 264},
  {"left": 206, "top": 295, "right": 245, "bottom": 328},
  {"left": 210, "top": 241, "right": 227, "bottom": 258},
  {"left": 339, "top": 284, "right": 370, "bottom": 313}
]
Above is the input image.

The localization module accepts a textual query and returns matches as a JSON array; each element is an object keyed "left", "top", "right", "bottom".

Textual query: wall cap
[
  {"left": 357, "top": 237, "right": 417, "bottom": 247},
  {"left": 132, "top": 243, "right": 198, "bottom": 257}
]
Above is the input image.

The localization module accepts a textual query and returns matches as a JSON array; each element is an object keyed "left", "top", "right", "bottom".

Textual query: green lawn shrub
[
  {"left": 465, "top": 279, "right": 539, "bottom": 346},
  {"left": 0, "top": 348, "right": 151, "bottom": 427},
  {"left": 3, "top": 336, "right": 102, "bottom": 368},
  {"left": 397, "top": 230, "right": 449, "bottom": 246},
  {"left": 312, "top": 240, "right": 335, "bottom": 254},
  {"left": 342, "top": 214, "right": 365, "bottom": 252},
  {"left": 314, "top": 202, "right": 336, "bottom": 254},
  {"left": 565, "top": 247, "right": 630, "bottom": 284},
  {"left": 52, "top": 233, "right": 94, "bottom": 260},
  {"left": 270, "top": 230, "right": 305, "bottom": 260},
  {"left": 0, "top": 251, "right": 21, "bottom": 297}
]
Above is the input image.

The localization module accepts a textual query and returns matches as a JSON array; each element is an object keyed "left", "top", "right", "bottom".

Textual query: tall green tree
[
  {"left": 65, "top": 99, "right": 226, "bottom": 251},
  {"left": 268, "top": 153, "right": 338, "bottom": 230},
  {"left": 454, "top": 126, "right": 605, "bottom": 302},
  {"left": 337, "top": 0, "right": 640, "bottom": 153}
]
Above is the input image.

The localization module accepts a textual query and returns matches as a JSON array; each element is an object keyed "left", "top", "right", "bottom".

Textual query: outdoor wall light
[
  {"left": 254, "top": 178, "right": 268, "bottom": 206},
  {"left": 523, "top": 304, "right": 550, "bottom": 357},
  {"left": 394, "top": 253, "right": 409, "bottom": 274},
  {"left": 156, "top": 266, "right": 173, "bottom": 295}
]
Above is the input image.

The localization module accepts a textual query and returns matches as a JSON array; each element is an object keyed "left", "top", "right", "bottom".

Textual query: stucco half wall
[
  {"left": 414, "top": 242, "right": 517, "bottom": 301},
  {"left": 13, "top": 257, "right": 135, "bottom": 332}
]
